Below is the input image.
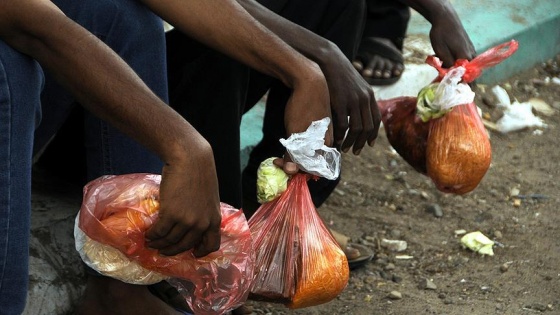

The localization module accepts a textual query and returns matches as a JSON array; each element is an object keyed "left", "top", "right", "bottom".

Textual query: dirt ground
[{"left": 247, "top": 56, "right": 560, "bottom": 315}]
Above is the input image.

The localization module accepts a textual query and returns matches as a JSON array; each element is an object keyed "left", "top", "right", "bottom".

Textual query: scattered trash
[
  {"left": 460, "top": 231, "right": 495, "bottom": 256},
  {"left": 395, "top": 255, "right": 414, "bottom": 260},
  {"left": 515, "top": 194, "right": 549, "bottom": 200},
  {"left": 490, "top": 85, "right": 548, "bottom": 133},
  {"left": 381, "top": 239, "right": 408, "bottom": 252},
  {"left": 552, "top": 77, "right": 560, "bottom": 85},
  {"left": 509, "top": 187, "right": 520, "bottom": 197},
  {"left": 529, "top": 98, "right": 556, "bottom": 116},
  {"left": 454, "top": 229, "right": 467, "bottom": 236}
]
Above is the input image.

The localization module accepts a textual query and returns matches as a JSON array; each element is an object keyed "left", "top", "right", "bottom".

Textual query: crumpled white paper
[
  {"left": 491, "top": 85, "right": 548, "bottom": 133},
  {"left": 279, "top": 117, "right": 340, "bottom": 180}
]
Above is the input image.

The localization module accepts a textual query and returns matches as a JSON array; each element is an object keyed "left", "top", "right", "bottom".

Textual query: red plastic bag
[
  {"left": 379, "top": 40, "right": 518, "bottom": 194},
  {"left": 76, "top": 173, "right": 254, "bottom": 315},
  {"left": 247, "top": 173, "right": 349, "bottom": 309}
]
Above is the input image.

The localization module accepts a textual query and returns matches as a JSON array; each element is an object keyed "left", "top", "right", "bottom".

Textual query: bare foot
[
  {"left": 352, "top": 37, "right": 404, "bottom": 86},
  {"left": 75, "top": 276, "right": 184, "bottom": 315}
]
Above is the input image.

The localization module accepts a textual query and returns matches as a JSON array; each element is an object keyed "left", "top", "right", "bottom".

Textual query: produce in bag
[
  {"left": 378, "top": 96, "right": 429, "bottom": 175},
  {"left": 248, "top": 173, "right": 349, "bottom": 309},
  {"left": 74, "top": 173, "right": 254, "bottom": 315},
  {"left": 378, "top": 40, "right": 518, "bottom": 194}
]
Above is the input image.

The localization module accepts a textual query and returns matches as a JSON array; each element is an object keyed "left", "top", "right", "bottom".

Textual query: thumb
[{"left": 273, "top": 154, "right": 299, "bottom": 175}]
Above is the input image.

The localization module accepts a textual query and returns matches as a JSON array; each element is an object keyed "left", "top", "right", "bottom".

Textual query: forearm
[
  {"left": 236, "top": 0, "right": 341, "bottom": 68},
  {"left": 0, "top": 0, "right": 206, "bottom": 165},
  {"left": 397, "top": 0, "right": 456, "bottom": 23},
  {"left": 140, "top": 0, "right": 322, "bottom": 89}
]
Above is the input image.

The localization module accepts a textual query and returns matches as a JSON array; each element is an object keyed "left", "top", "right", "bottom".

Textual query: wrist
[
  {"left": 292, "top": 60, "right": 325, "bottom": 91},
  {"left": 425, "top": 1, "right": 456, "bottom": 24},
  {"left": 163, "top": 132, "right": 214, "bottom": 170},
  {"left": 313, "top": 40, "right": 343, "bottom": 69}
]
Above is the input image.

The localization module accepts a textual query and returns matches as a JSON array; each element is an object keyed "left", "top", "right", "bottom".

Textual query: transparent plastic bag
[
  {"left": 247, "top": 173, "right": 349, "bottom": 309},
  {"left": 75, "top": 173, "right": 254, "bottom": 315},
  {"left": 378, "top": 40, "right": 518, "bottom": 194}
]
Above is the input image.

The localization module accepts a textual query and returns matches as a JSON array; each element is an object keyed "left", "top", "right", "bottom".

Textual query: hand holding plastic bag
[
  {"left": 74, "top": 173, "right": 254, "bottom": 315},
  {"left": 248, "top": 173, "right": 349, "bottom": 308},
  {"left": 378, "top": 40, "right": 518, "bottom": 194},
  {"left": 279, "top": 117, "right": 340, "bottom": 180},
  {"left": 249, "top": 118, "right": 349, "bottom": 309}
]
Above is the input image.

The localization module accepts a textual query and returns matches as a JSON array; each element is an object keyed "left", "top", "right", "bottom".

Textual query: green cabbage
[
  {"left": 256, "top": 157, "right": 289, "bottom": 204},
  {"left": 416, "top": 83, "right": 451, "bottom": 122}
]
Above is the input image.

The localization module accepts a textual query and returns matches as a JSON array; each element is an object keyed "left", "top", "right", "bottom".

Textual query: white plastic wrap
[
  {"left": 279, "top": 117, "right": 340, "bottom": 180},
  {"left": 74, "top": 215, "right": 169, "bottom": 285}
]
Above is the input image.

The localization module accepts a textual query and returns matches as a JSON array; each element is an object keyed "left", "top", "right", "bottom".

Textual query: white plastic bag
[
  {"left": 432, "top": 67, "right": 475, "bottom": 111},
  {"left": 491, "top": 85, "right": 548, "bottom": 133},
  {"left": 279, "top": 117, "right": 340, "bottom": 180}
]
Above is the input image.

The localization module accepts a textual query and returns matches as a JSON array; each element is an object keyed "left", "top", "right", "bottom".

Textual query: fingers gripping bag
[
  {"left": 248, "top": 118, "right": 349, "bottom": 309},
  {"left": 74, "top": 173, "right": 254, "bottom": 315},
  {"left": 378, "top": 40, "right": 519, "bottom": 195}
]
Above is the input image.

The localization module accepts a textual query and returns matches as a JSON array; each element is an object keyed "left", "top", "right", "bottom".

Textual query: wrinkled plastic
[
  {"left": 279, "top": 117, "right": 340, "bottom": 180},
  {"left": 426, "top": 40, "right": 519, "bottom": 84},
  {"left": 75, "top": 173, "right": 254, "bottom": 315},
  {"left": 248, "top": 173, "right": 349, "bottom": 309},
  {"left": 75, "top": 221, "right": 169, "bottom": 285},
  {"left": 378, "top": 40, "right": 518, "bottom": 194},
  {"left": 490, "top": 85, "right": 548, "bottom": 133},
  {"left": 416, "top": 67, "right": 475, "bottom": 122},
  {"left": 378, "top": 97, "right": 429, "bottom": 175},
  {"left": 426, "top": 102, "right": 492, "bottom": 194}
]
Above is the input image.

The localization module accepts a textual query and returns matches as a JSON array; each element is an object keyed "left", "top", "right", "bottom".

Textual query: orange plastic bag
[
  {"left": 247, "top": 173, "right": 349, "bottom": 309},
  {"left": 378, "top": 40, "right": 518, "bottom": 194},
  {"left": 75, "top": 173, "right": 254, "bottom": 315}
]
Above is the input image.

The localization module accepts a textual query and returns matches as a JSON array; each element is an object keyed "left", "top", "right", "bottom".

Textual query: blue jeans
[
  {"left": 36, "top": 0, "right": 167, "bottom": 179},
  {"left": 0, "top": 40, "right": 44, "bottom": 315},
  {"left": 0, "top": 0, "right": 167, "bottom": 312}
]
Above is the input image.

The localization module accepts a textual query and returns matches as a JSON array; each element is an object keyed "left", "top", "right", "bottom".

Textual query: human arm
[
  {"left": 139, "top": 0, "right": 332, "bottom": 149},
  {"left": 400, "top": 0, "right": 476, "bottom": 66},
  {"left": 0, "top": 0, "right": 220, "bottom": 256},
  {"left": 234, "top": 0, "right": 380, "bottom": 155}
]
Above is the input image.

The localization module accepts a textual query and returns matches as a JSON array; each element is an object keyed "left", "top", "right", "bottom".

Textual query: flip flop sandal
[
  {"left": 330, "top": 229, "right": 375, "bottom": 269},
  {"left": 346, "top": 242, "right": 375, "bottom": 270},
  {"left": 355, "top": 37, "right": 405, "bottom": 86}
]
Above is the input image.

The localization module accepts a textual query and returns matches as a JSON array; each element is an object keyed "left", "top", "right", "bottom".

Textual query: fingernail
[
  {"left": 354, "top": 148, "right": 362, "bottom": 155},
  {"left": 352, "top": 61, "right": 363, "bottom": 71}
]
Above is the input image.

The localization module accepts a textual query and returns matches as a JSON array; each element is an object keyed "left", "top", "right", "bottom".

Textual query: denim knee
[
  {"left": 53, "top": 0, "right": 165, "bottom": 53},
  {"left": 0, "top": 40, "right": 44, "bottom": 315}
]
